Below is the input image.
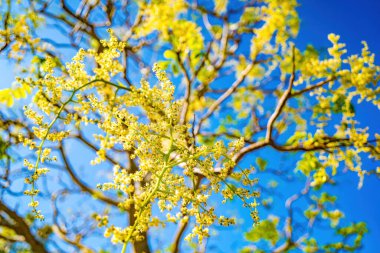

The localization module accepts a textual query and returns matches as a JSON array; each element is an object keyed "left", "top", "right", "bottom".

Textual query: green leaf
[
  {"left": 156, "top": 60, "right": 170, "bottom": 70},
  {"left": 171, "top": 63, "right": 179, "bottom": 76},
  {"left": 245, "top": 219, "right": 279, "bottom": 246},
  {"left": 163, "top": 49, "right": 177, "bottom": 60},
  {"left": 256, "top": 157, "right": 267, "bottom": 171}
]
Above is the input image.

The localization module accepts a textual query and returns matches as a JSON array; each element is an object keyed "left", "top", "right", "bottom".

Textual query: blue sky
[
  {"left": 296, "top": 0, "right": 380, "bottom": 251},
  {"left": 202, "top": 1, "right": 380, "bottom": 252},
  {"left": 0, "top": 0, "right": 379, "bottom": 252}
]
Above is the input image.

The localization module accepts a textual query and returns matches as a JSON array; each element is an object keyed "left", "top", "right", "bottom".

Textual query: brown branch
[
  {"left": 50, "top": 193, "right": 96, "bottom": 253},
  {"left": 0, "top": 232, "right": 22, "bottom": 243},
  {"left": 266, "top": 46, "right": 296, "bottom": 142},
  {"left": 178, "top": 51, "right": 193, "bottom": 125},
  {"left": 233, "top": 47, "right": 297, "bottom": 163},
  {"left": 127, "top": 154, "right": 151, "bottom": 253},
  {"left": 233, "top": 140, "right": 269, "bottom": 164},
  {"left": 194, "top": 62, "right": 255, "bottom": 135},
  {"left": 171, "top": 219, "right": 189, "bottom": 253},
  {"left": 52, "top": 225, "right": 95, "bottom": 253},
  {"left": 58, "top": 142, "right": 120, "bottom": 207},
  {"left": 191, "top": 42, "right": 212, "bottom": 82},
  {"left": 271, "top": 137, "right": 379, "bottom": 153},
  {"left": 60, "top": 0, "right": 99, "bottom": 36},
  {"left": 0, "top": 201, "right": 47, "bottom": 253},
  {"left": 290, "top": 77, "right": 335, "bottom": 97},
  {"left": 0, "top": 0, "right": 11, "bottom": 52},
  {"left": 273, "top": 179, "right": 320, "bottom": 253},
  {"left": 214, "top": 19, "right": 230, "bottom": 70},
  {"left": 73, "top": 133, "right": 122, "bottom": 167}
]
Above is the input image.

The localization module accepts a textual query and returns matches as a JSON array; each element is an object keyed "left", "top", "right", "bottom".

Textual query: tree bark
[
  {"left": 0, "top": 201, "right": 48, "bottom": 253},
  {"left": 129, "top": 204, "right": 151, "bottom": 253}
]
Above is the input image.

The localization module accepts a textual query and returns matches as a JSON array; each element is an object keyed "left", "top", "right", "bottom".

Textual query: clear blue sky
[
  {"left": 180, "top": 1, "right": 380, "bottom": 252},
  {"left": 209, "top": 1, "right": 380, "bottom": 252},
  {"left": 297, "top": 0, "right": 380, "bottom": 253},
  {"left": 0, "top": 1, "right": 379, "bottom": 252},
  {"left": 296, "top": 1, "right": 380, "bottom": 251}
]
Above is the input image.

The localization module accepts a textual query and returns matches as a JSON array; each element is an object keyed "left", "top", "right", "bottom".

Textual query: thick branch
[
  {"left": 233, "top": 47, "right": 296, "bottom": 163},
  {"left": 127, "top": 154, "right": 151, "bottom": 253},
  {"left": 171, "top": 219, "right": 189, "bottom": 253},
  {"left": 0, "top": 202, "right": 47, "bottom": 253}
]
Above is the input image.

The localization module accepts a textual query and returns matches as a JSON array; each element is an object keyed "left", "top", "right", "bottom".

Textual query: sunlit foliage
[{"left": 0, "top": 0, "right": 379, "bottom": 252}]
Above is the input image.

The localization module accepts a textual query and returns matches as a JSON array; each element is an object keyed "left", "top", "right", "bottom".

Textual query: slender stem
[
  {"left": 121, "top": 242, "right": 127, "bottom": 253},
  {"left": 121, "top": 133, "right": 175, "bottom": 252},
  {"left": 122, "top": 163, "right": 171, "bottom": 249},
  {"left": 30, "top": 79, "right": 129, "bottom": 216}
]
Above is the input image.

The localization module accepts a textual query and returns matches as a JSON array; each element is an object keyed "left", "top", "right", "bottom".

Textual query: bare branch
[
  {"left": 266, "top": 46, "right": 296, "bottom": 142},
  {"left": 195, "top": 62, "right": 255, "bottom": 135},
  {"left": 291, "top": 78, "right": 335, "bottom": 97}
]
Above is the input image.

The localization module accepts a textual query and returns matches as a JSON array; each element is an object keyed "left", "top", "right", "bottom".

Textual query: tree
[{"left": 0, "top": 0, "right": 379, "bottom": 252}]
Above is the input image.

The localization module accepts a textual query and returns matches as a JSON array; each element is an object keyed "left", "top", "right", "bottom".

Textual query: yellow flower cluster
[
  {"left": 98, "top": 70, "right": 257, "bottom": 243},
  {"left": 250, "top": 0, "right": 299, "bottom": 58},
  {"left": 136, "top": 0, "right": 204, "bottom": 58},
  {"left": 15, "top": 32, "right": 259, "bottom": 245}
]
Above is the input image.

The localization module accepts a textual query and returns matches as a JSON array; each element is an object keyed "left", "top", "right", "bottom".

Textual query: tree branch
[
  {"left": 290, "top": 77, "right": 335, "bottom": 97},
  {"left": 0, "top": 201, "right": 47, "bottom": 253},
  {"left": 194, "top": 62, "right": 255, "bottom": 135},
  {"left": 58, "top": 142, "right": 120, "bottom": 207}
]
